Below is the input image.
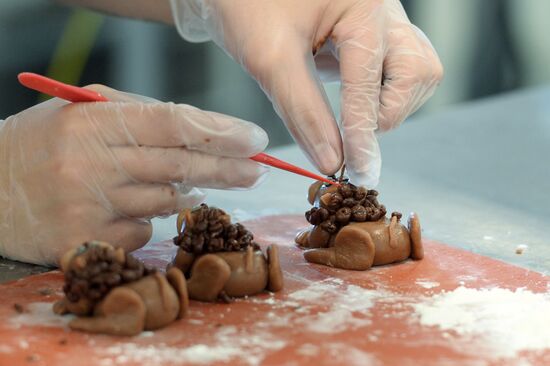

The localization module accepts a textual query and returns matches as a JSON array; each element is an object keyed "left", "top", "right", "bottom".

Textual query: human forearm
[{"left": 54, "top": 0, "right": 174, "bottom": 24}]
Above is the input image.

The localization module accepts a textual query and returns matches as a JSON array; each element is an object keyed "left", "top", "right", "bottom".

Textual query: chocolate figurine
[
  {"left": 295, "top": 180, "right": 424, "bottom": 270},
  {"left": 53, "top": 241, "right": 188, "bottom": 336},
  {"left": 170, "top": 204, "right": 284, "bottom": 302}
]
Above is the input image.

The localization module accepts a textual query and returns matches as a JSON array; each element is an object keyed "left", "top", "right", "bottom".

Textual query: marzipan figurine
[
  {"left": 54, "top": 241, "right": 188, "bottom": 336},
  {"left": 171, "top": 204, "right": 283, "bottom": 302},
  {"left": 295, "top": 180, "right": 423, "bottom": 270}
]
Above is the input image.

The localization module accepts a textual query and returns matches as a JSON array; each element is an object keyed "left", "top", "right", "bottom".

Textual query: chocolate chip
[
  {"left": 351, "top": 205, "right": 367, "bottom": 222},
  {"left": 366, "top": 195, "right": 378, "bottom": 205},
  {"left": 391, "top": 211, "right": 403, "bottom": 221},
  {"left": 236, "top": 223, "right": 247, "bottom": 236},
  {"left": 338, "top": 184, "right": 354, "bottom": 198},
  {"left": 195, "top": 220, "right": 208, "bottom": 231},
  {"left": 354, "top": 187, "right": 367, "bottom": 202},
  {"left": 372, "top": 208, "right": 386, "bottom": 221},
  {"left": 13, "top": 303, "right": 25, "bottom": 313},
  {"left": 342, "top": 197, "right": 356, "bottom": 208},
  {"left": 226, "top": 224, "right": 238, "bottom": 238},
  {"left": 62, "top": 243, "right": 153, "bottom": 313},
  {"left": 318, "top": 207, "right": 329, "bottom": 221},
  {"left": 306, "top": 207, "right": 324, "bottom": 225},
  {"left": 320, "top": 192, "right": 342, "bottom": 211},
  {"left": 335, "top": 207, "right": 352, "bottom": 224},
  {"left": 173, "top": 204, "right": 257, "bottom": 254},
  {"left": 208, "top": 221, "right": 223, "bottom": 235},
  {"left": 305, "top": 183, "right": 392, "bottom": 237},
  {"left": 320, "top": 219, "right": 338, "bottom": 234},
  {"left": 104, "top": 273, "right": 121, "bottom": 287}
]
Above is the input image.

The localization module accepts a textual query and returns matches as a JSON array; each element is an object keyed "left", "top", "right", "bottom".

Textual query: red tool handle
[
  {"left": 18, "top": 72, "right": 337, "bottom": 186},
  {"left": 249, "top": 154, "right": 337, "bottom": 186},
  {"left": 18, "top": 72, "right": 108, "bottom": 102}
]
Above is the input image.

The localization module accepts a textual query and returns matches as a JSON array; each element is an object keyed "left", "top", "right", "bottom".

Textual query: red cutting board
[{"left": 0, "top": 215, "right": 548, "bottom": 366}]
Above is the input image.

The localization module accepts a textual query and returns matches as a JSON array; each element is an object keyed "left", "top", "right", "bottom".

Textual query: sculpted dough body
[
  {"left": 171, "top": 204, "right": 283, "bottom": 302},
  {"left": 296, "top": 182, "right": 424, "bottom": 270},
  {"left": 54, "top": 242, "right": 189, "bottom": 336}
]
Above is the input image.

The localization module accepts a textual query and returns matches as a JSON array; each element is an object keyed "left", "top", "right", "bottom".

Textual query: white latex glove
[
  {"left": 0, "top": 85, "right": 268, "bottom": 265},
  {"left": 170, "top": 0, "right": 443, "bottom": 186}
]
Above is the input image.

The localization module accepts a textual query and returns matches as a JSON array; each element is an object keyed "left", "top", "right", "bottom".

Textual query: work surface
[
  {"left": 0, "top": 215, "right": 548, "bottom": 366},
  {"left": 1, "top": 85, "right": 549, "bottom": 279},
  {"left": 185, "top": 85, "right": 550, "bottom": 274}
]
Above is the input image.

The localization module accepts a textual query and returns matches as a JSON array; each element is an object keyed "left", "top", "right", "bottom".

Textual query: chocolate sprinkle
[
  {"left": 305, "top": 182, "right": 399, "bottom": 235},
  {"left": 62, "top": 243, "right": 154, "bottom": 309},
  {"left": 173, "top": 204, "right": 260, "bottom": 254},
  {"left": 13, "top": 303, "right": 25, "bottom": 314}
]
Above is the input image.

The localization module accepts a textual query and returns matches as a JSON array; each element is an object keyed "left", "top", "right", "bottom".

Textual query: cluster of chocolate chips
[
  {"left": 306, "top": 182, "right": 400, "bottom": 234},
  {"left": 63, "top": 243, "right": 153, "bottom": 308},
  {"left": 173, "top": 204, "right": 259, "bottom": 254}
]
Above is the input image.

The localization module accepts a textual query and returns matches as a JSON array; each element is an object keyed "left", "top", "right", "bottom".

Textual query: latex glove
[
  {"left": 170, "top": 0, "right": 443, "bottom": 186},
  {"left": 0, "top": 85, "right": 268, "bottom": 265}
]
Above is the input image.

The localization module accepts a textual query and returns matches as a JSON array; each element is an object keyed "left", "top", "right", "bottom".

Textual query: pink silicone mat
[{"left": 0, "top": 215, "right": 548, "bottom": 366}]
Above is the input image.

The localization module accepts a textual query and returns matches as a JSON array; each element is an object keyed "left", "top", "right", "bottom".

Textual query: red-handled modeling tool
[{"left": 18, "top": 72, "right": 338, "bottom": 186}]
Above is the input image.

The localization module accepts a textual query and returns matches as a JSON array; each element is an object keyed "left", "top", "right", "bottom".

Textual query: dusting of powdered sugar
[
  {"left": 413, "top": 286, "right": 550, "bottom": 358},
  {"left": 324, "top": 343, "right": 382, "bottom": 366},
  {"left": 100, "top": 326, "right": 285, "bottom": 366},
  {"left": 415, "top": 280, "right": 440, "bottom": 289},
  {"left": 252, "top": 278, "right": 385, "bottom": 334},
  {"left": 9, "top": 302, "right": 73, "bottom": 329},
  {"left": 296, "top": 343, "right": 319, "bottom": 356}
]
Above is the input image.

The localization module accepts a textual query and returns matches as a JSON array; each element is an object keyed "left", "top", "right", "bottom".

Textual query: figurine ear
[
  {"left": 408, "top": 213, "right": 424, "bottom": 260},
  {"left": 267, "top": 245, "right": 283, "bottom": 292},
  {"left": 166, "top": 267, "right": 189, "bottom": 319},
  {"left": 59, "top": 248, "right": 78, "bottom": 272},
  {"left": 308, "top": 181, "right": 324, "bottom": 205}
]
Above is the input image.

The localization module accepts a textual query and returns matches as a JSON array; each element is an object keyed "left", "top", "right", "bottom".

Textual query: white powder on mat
[
  {"left": 105, "top": 343, "right": 242, "bottom": 365},
  {"left": 325, "top": 343, "right": 381, "bottom": 366},
  {"left": 102, "top": 326, "right": 285, "bottom": 366},
  {"left": 296, "top": 342, "right": 380, "bottom": 365},
  {"left": 288, "top": 282, "right": 333, "bottom": 302},
  {"left": 415, "top": 280, "right": 440, "bottom": 289},
  {"left": 304, "top": 308, "right": 371, "bottom": 333},
  {"left": 288, "top": 279, "right": 379, "bottom": 310},
  {"left": 287, "top": 279, "right": 382, "bottom": 334},
  {"left": 296, "top": 343, "right": 319, "bottom": 357},
  {"left": 413, "top": 286, "right": 550, "bottom": 358},
  {"left": 9, "top": 302, "right": 73, "bottom": 329},
  {"left": 0, "top": 345, "right": 13, "bottom": 353}
]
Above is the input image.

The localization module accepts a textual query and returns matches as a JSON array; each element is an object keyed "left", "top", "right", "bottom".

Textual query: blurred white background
[{"left": 2, "top": 0, "right": 550, "bottom": 147}]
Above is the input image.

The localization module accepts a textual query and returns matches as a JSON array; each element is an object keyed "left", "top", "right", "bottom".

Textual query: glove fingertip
[
  {"left": 308, "top": 143, "right": 343, "bottom": 176},
  {"left": 348, "top": 169, "right": 380, "bottom": 189},
  {"left": 175, "top": 186, "right": 207, "bottom": 209},
  {"left": 245, "top": 124, "right": 270, "bottom": 156}
]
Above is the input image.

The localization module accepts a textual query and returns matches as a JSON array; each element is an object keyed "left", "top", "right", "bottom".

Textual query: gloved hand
[
  {"left": 170, "top": 0, "right": 443, "bottom": 186},
  {"left": 0, "top": 85, "right": 268, "bottom": 265}
]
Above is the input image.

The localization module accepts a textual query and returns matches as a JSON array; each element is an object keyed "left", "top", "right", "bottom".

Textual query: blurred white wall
[
  {"left": 2, "top": 0, "right": 550, "bottom": 145},
  {"left": 412, "top": 0, "right": 481, "bottom": 110},
  {"left": 508, "top": 0, "right": 550, "bottom": 86}
]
